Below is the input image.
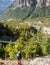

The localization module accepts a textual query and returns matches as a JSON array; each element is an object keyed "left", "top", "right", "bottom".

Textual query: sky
[{"left": 0, "top": 0, "right": 14, "bottom": 13}]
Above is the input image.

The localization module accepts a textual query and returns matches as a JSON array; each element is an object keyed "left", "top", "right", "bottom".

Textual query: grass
[{"left": 0, "top": 6, "right": 50, "bottom": 22}]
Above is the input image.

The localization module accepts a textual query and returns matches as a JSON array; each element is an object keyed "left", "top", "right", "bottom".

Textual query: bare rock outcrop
[
  {"left": 10, "top": 0, "right": 50, "bottom": 10},
  {"left": 29, "top": 56, "right": 50, "bottom": 65}
]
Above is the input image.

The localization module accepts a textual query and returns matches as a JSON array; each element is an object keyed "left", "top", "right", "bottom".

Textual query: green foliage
[
  {"left": 5, "top": 41, "right": 13, "bottom": 53},
  {"left": 40, "top": 38, "right": 48, "bottom": 55},
  {"left": 5, "top": 41, "right": 15, "bottom": 59},
  {"left": 0, "top": 43, "right": 5, "bottom": 59},
  {"left": 14, "top": 37, "right": 25, "bottom": 52},
  {"left": 47, "top": 38, "right": 50, "bottom": 54},
  {"left": 5, "top": 32, "right": 44, "bottom": 59},
  {"left": 24, "top": 37, "right": 42, "bottom": 58},
  {"left": 0, "top": 22, "right": 50, "bottom": 59}
]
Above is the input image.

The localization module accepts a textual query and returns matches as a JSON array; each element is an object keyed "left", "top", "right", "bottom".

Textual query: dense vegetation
[{"left": 0, "top": 22, "right": 50, "bottom": 60}]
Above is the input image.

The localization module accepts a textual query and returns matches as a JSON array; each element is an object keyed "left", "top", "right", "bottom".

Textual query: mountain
[
  {"left": 0, "top": 0, "right": 50, "bottom": 21},
  {"left": 8, "top": 0, "right": 50, "bottom": 9},
  {"left": 0, "top": 0, "right": 13, "bottom": 13}
]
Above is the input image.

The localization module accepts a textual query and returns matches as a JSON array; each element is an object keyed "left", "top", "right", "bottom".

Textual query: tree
[
  {"left": 5, "top": 41, "right": 14, "bottom": 59},
  {"left": 40, "top": 38, "right": 48, "bottom": 55},
  {"left": 47, "top": 38, "right": 50, "bottom": 54},
  {"left": 0, "top": 43, "right": 5, "bottom": 59},
  {"left": 13, "top": 37, "right": 25, "bottom": 59},
  {"left": 24, "top": 36, "right": 42, "bottom": 58}
]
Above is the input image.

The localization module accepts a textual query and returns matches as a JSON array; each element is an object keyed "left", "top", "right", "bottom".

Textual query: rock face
[
  {"left": 29, "top": 57, "right": 50, "bottom": 65},
  {"left": 10, "top": 0, "right": 37, "bottom": 9},
  {"left": 37, "top": 0, "right": 50, "bottom": 7},
  {"left": 10, "top": 0, "right": 50, "bottom": 9}
]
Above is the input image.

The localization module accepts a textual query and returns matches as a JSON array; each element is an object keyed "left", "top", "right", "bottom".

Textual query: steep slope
[
  {"left": 29, "top": 6, "right": 50, "bottom": 18},
  {"left": 0, "top": 0, "right": 50, "bottom": 22},
  {"left": 0, "top": 8, "right": 32, "bottom": 21}
]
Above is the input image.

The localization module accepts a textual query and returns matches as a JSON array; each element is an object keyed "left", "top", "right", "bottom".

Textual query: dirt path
[
  {"left": 0, "top": 60, "right": 30, "bottom": 65},
  {"left": 0, "top": 56, "right": 50, "bottom": 65}
]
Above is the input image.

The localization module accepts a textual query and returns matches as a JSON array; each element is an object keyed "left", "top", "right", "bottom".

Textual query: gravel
[{"left": 0, "top": 56, "right": 50, "bottom": 65}]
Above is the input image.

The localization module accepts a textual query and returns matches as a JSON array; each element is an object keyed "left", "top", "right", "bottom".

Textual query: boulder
[{"left": 29, "top": 57, "right": 50, "bottom": 65}]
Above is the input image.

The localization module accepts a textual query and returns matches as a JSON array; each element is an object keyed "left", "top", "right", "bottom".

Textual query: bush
[{"left": 0, "top": 43, "right": 5, "bottom": 59}]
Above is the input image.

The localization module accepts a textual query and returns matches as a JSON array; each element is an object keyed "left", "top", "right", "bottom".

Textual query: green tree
[
  {"left": 12, "top": 37, "right": 26, "bottom": 59},
  {"left": 24, "top": 36, "right": 42, "bottom": 58},
  {"left": 0, "top": 43, "right": 5, "bottom": 59},
  {"left": 5, "top": 41, "right": 14, "bottom": 59},
  {"left": 40, "top": 38, "right": 48, "bottom": 55},
  {"left": 47, "top": 38, "right": 50, "bottom": 54}
]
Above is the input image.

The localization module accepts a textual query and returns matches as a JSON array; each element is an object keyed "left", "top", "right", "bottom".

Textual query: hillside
[
  {"left": 0, "top": 7, "right": 32, "bottom": 21},
  {"left": 29, "top": 6, "right": 50, "bottom": 18},
  {"left": 0, "top": 6, "right": 50, "bottom": 22},
  {"left": 0, "top": 0, "right": 50, "bottom": 22}
]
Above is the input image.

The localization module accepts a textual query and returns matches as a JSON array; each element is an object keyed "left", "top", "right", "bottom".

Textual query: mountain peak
[{"left": 0, "top": 0, "right": 50, "bottom": 21}]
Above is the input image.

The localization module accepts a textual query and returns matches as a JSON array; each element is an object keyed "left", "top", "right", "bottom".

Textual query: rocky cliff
[
  {"left": 0, "top": 0, "right": 50, "bottom": 21},
  {"left": 37, "top": 0, "right": 50, "bottom": 7},
  {"left": 10, "top": 0, "right": 50, "bottom": 10}
]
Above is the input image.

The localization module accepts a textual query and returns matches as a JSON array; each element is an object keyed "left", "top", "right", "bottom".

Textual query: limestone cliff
[{"left": 9, "top": 0, "right": 50, "bottom": 10}]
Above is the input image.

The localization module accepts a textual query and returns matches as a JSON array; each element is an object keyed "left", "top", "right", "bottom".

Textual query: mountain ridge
[
  {"left": 9, "top": 0, "right": 50, "bottom": 9},
  {"left": 0, "top": 0, "right": 50, "bottom": 21}
]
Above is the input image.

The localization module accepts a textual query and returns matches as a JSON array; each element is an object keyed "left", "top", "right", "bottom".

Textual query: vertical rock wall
[{"left": 10, "top": 0, "right": 50, "bottom": 9}]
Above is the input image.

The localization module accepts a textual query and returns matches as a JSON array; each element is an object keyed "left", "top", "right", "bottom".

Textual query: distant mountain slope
[
  {"left": 0, "top": 7, "right": 32, "bottom": 21},
  {"left": 0, "top": 6, "right": 50, "bottom": 22},
  {"left": 29, "top": 6, "right": 50, "bottom": 18},
  {"left": 0, "top": 0, "right": 50, "bottom": 22}
]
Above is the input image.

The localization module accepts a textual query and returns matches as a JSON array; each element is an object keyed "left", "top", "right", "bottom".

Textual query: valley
[{"left": 0, "top": 0, "right": 50, "bottom": 63}]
